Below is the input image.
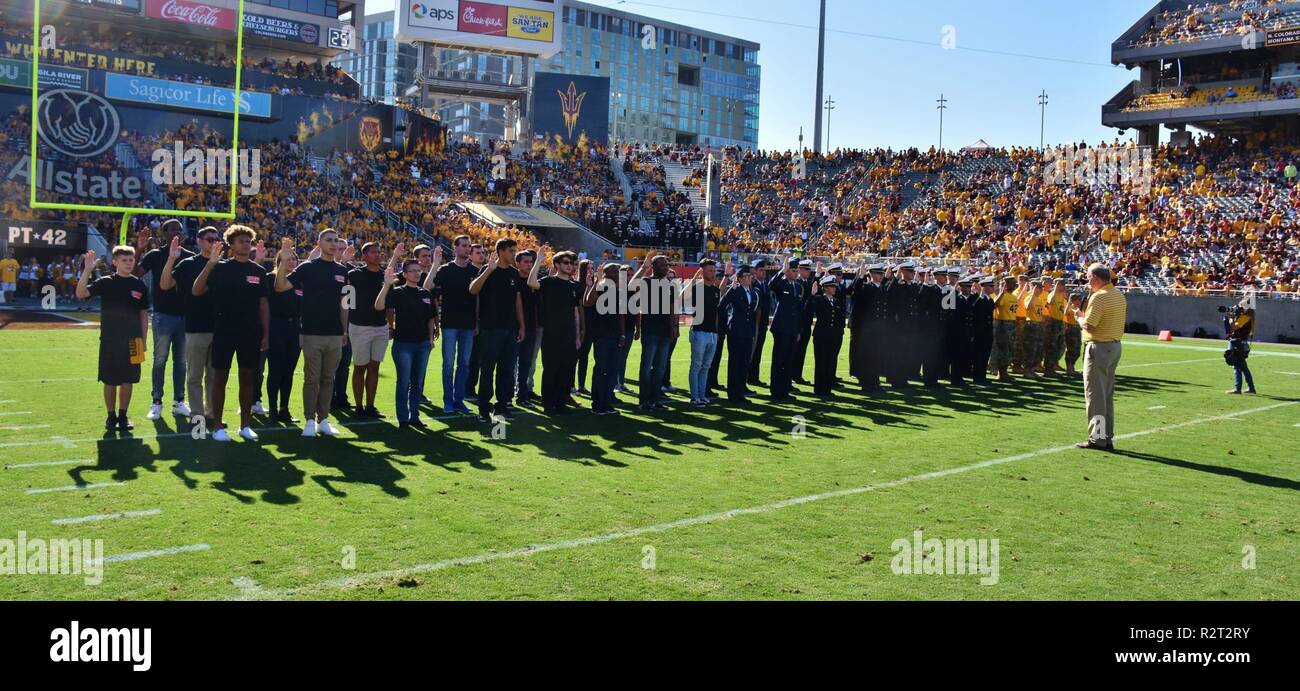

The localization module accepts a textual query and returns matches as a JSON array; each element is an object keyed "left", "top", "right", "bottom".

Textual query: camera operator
[{"left": 1221, "top": 300, "right": 1257, "bottom": 395}]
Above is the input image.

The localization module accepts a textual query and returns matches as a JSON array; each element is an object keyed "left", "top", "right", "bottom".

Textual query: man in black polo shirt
[
  {"left": 632, "top": 255, "right": 678, "bottom": 411},
  {"left": 531, "top": 250, "right": 581, "bottom": 414},
  {"left": 277, "top": 229, "right": 349, "bottom": 438},
  {"left": 77, "top": 246, "right": 150, "bottom": 433},
  {"left": 193, "top": 225, "right": 270, "bottom": 443},
  {"left": 468, "top": 238, "right": 525, "bottom": 423},
  {"left": 432, "top": 235, "right": 478, "bottom": 415},
  {"left": 165, "top": 226, "right": 220, "bottom": 426},
  {"left": 134, "top": 219, "right": 192, "bottom": 421},
  {"left": 514, "top": 249, "right": 542, "bottom": 405},
  {"left": 584, "top": 263, "right": 625, "bottom": 415},
  {"left": 347, "top": 242, "right": 389, "bottom": 418}
]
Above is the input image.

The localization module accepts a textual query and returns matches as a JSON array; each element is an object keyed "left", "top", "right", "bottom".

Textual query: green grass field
[{"left": 0, "top": 323, "right": 1296, "bottom": 600}]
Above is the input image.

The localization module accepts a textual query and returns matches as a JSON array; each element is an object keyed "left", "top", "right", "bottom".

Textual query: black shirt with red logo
[
  {"left": 208, "top": 259, "right": 269, "bottom": 336},
  {"left": 88, "top": 273, "right": 150, "bottom": 341},
  {"left": 389, "top": 285, "right": 438, "bottom": 342},
  {"left": 287, "top": 259, "right": 349, "bottom": 336}
]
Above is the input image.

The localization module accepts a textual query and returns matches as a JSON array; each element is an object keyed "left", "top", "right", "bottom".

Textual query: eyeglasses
[{"left": 200, "top": 236, "right": 218, "bottom": 243}]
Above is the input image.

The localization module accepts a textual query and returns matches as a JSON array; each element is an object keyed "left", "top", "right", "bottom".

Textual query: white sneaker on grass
[
  {"left": 146, "top": 403, "right": 163, "bottom": 420},
  {"left": 212, "top": 428, "right": 231, "bottom": 442},
  {"left": 172, "top": 401, "right": 191, "bottom": 417},
  {"left": 317, "top": 420, "right": 339, "bottom": 437},
  {"left": 302, "top": 419, "right": 318, "bottom": 437},
  {"left": 238, "top": 427, "right": 259, "bottom": 441},
  {"left": 252, "top": 401, "right": 269, "bottom": 415}
]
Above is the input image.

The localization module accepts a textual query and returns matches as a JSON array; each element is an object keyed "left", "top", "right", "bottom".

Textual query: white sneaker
[
  {"left": 238, "top": 426, "right": 259, "bottom": 441},
  {"left": 212, "top": 428, "right": 231, "bottom": 442},
  {"left": 318, "top": 420, "right": 340, "bottom": 437},
  {"left": 252, "top": 401, "right": 269, "bottom": 415},
  {"left": 172, "top": 401, "right": 192, "bottom": 417},
  {"left": 146, "top": 403, "right": 163, "bottom": 420},
  {"left": 301, "top": 419, "right": 318, "bottom": 437}
]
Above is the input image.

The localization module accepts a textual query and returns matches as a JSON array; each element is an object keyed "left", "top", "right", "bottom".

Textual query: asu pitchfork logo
[{"left": 557, "top": 81, "right": 587, "bottom": 139}]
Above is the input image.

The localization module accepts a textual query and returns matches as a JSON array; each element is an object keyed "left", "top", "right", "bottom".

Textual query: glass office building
[
  {"left": 546, "top": 0, "right": 760, "bottom": 148},
  {"left": 334, "top": 1, "right": 760, "bottom": 148},
  {"left": 330, "top": 11, "right": 420, "bottom": 104}
]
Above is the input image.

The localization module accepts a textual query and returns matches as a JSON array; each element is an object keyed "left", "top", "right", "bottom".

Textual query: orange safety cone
[{"left": 1158, "top": 330, "right": 1172, "bottom": 342}]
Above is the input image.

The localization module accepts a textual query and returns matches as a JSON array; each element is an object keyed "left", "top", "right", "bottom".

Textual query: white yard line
[
  {"left": 239, "top": 400, "right": 1297, "bottom": 600},
  {"left": 0, "top": 411, "right": 33, "bottom": 417},
  {"left": 5, "top": 458, "right": 93, "bottom": 470},
  {"left": 1117, "top": 358, "right": 1220, "bottom": 369},
  {"left": 0, "top": 424, "right": 50, "bottom": 432},
  {"left": 1147, "top": 405, "right": 1167, "bottom": 410},
  {"left": 98, "top": 544, "right": 210, "bottom": 564},
  {"left": 52, "top": 509, "right": 162, "bottom": 526},
  {"left": 25, "top": 482, "right": 125, "bottom": 495},
  {"left": 1124, "top": 341, "right": 1300, "bottom": 358}
]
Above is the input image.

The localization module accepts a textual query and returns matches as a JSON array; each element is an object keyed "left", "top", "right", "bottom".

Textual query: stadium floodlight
[{"left": 28, "top": 0, "right": 249, "bottom": 244}]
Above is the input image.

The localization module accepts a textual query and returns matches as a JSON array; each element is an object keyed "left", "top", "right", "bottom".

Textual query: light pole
[
  {"left": 824, "top": 96, "right": 836, "bottom": 152},
  {"left": 812, "top": 0, "right": 827, "bottom": 154},
  {"left": 1038, "top": 89, "right": 1049, "bottom": 151},
  {"left": 798, "top": 126, "right": 804, "bottom": 153},
  {"left": 936, "top": 94, "right": 948, "bottom": 151}
]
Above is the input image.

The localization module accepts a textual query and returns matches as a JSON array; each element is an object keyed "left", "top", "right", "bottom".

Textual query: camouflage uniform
[
  {"left": 1063, "top": 323, "right": 1082, "bottom": 371},
  {"left": 993, "top": 320, "right": 1017, "bottom": 370},
  {"left": 1022, "top": 321, "right": 1043, "bottom": 370},
  {"left": 1042, "top": 319, "right": 1064, "bottom": 369}
]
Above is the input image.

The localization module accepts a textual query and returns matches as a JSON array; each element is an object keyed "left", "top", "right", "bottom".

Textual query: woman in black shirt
[
  {"left": 266, "top": 248, "right": 302, "bottom": 423},
  {"left": 377, "top": 259, "right": 439, "bottom": 428}
]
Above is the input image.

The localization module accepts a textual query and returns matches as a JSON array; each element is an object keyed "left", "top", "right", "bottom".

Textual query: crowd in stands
[
  {"left": 0, "top": 18, "right": 359, "bottom": 101},
  {"left": 1127, "top": 0, "right": 1300, "bottom": 48}
]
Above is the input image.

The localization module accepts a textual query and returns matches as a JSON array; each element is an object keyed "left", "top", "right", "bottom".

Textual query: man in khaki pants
[
  {"left": 1075, "top": 264, "right": 1126, "bottom": 451},
  {"left": 275, "top": 230, "right": 351, "bottom": 438},
  {"left": 165, "top": 227, "right": 222, "bottom": 427}
]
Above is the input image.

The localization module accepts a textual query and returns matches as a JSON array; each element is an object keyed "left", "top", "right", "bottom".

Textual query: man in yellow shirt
[
  {"left": 1012, "top": 275, "right": 1030, "bottom": 370},
  {"left": 1076, "top": 264, "right": 1127, "bottom": 451},
  {"left": 0, "top": 251, "right": 18, "bottom": 304},
  {"left": 991, "top": 275, "right": 1019, "bottom": 380},
  {"left": 1020, "top": 278, "right": 1047, "bottom": 378},
  {"left": 1041, "top": 278, "right": 1069, "bottom": 375}
]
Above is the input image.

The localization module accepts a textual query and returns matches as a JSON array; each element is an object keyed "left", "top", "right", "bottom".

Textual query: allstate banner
[
  {"left": 532, "top": 72, "right": 610, "bottom": 145},
  {"left": 103, "top": 72, "right": 274, "bottom": 118}
]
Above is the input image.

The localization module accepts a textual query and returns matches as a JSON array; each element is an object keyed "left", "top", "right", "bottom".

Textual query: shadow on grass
[{"left": 1110, "top": 448, "right": 1300, "bottom": 492}]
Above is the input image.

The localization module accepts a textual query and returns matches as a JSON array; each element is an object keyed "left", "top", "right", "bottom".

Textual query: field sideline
[{"left": 0, "top": 324, "right": 1296, "bottom": 601}]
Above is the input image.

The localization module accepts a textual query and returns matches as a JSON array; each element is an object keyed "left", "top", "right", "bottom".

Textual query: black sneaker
[
  {"left": 105, "top": 412, "right": 117, "bottom": 431},
  {"left": 410, "top": 419, "right": 428, "bottom": 430},
  {"left": 276, "top": 410, "right": 300, "bottom": 424},
  {"left": 364, "top": 406, "right": 384, "bottom": 419},
  {"left": 477, "top": 412, "right": 493, "bottom": 423},
  {"left": 399, "top": 421, "right": 411, "bottom": 430},
  {"left": 116, "top": 410, "right": 133, "bottom": 432}
]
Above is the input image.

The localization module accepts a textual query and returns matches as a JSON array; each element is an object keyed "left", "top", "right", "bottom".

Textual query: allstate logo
[{"left": 36, "top": 89, "right": 120, "bottom": 158}]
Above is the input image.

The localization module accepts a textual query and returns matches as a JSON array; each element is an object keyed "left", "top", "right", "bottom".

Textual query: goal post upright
[{"left": 28, "top": 0, "right": 250, "bottom": 244}]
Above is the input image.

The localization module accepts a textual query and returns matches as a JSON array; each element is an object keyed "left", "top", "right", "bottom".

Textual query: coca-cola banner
[
  {"left": 459, "top": 1, "right": 508, "bottom": 36},
  {"left": 146, "top": 0, "right": 237, "bottom": 31}
]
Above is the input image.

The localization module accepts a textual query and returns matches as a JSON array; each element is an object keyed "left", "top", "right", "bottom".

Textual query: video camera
[{"left": 1217, "top": 304, "right": 1245, "bottom": 317}]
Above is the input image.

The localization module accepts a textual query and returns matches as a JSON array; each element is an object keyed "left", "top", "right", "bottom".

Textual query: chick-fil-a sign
[{"left": 458, "top": 1, "right": 507, "bottom": 35}]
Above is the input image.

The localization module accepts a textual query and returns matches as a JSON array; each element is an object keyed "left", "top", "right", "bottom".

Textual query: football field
[{"left": 0, "top": 323, "right": 1296, "bottom": 600}]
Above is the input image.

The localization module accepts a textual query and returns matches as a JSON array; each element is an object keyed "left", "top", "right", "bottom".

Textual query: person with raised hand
[
  {"left": 192, "top": 226, "right": 270, "bottom": 442},
  {"left": 134, "top": 219, "right": 191, "bottom": 422},
  {"left": 277, "top": 229, "right": 349, "bottom": 438},
  {"left": 79, "top": 247, "right": 150, "bottom": 434},
  {"left": 377, "top": 251, "right": 439, "bottom": 429},
  {"left": 167, "top": 227, "right": 222, "bottom": 428}
]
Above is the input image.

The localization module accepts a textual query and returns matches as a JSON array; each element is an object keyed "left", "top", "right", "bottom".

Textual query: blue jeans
[
  {"left": 441, "top": 328, "right": 475, "bottom": 409},
  {"left": 151, "top": 312, "right": 187, "bottom": 403},
  {"left": 591, "top": 336, "right": 619, "bottom": 412},
  {"left": 639, "top": 335, "right": 671, "bottom": 406},
  {"left": 392, "top": 339, "right": 432, "bottom": 423},
  {"left": 517, "top": 329, "right": 541, "bottom": 399},
  {"left": 688, "top": 330, "right": 718, "bottom": 402}
]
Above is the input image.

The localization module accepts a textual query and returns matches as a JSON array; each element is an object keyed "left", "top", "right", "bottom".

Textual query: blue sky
[{"left": 364, "top": 0, "right": 1150, "bottom": 151}]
